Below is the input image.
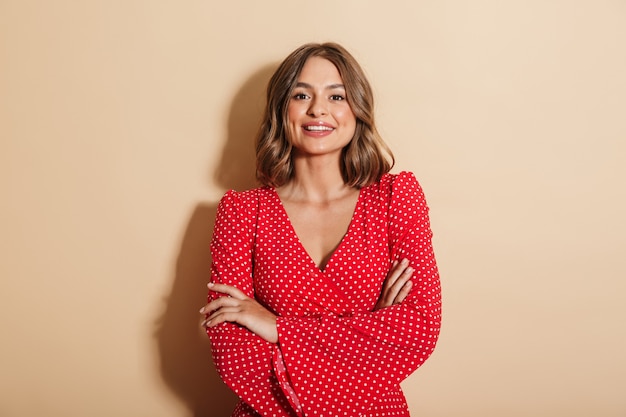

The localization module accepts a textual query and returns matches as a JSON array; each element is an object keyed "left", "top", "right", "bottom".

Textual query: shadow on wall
[{"left": 154, "top": 64, "right": 278, "bottom": 417}]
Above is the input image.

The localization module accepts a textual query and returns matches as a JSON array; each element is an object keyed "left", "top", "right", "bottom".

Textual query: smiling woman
[{"left": 200, "top": 43, "right": 442, "bottom": 417}]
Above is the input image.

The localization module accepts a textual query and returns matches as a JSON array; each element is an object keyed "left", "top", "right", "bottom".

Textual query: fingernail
[
  {"left": 207, "top": 282, "right": 214, "bottom": 288},
  {"left": 199, "top": 307, "right": 205, "bottom": 313},
  {"left": 401, "top": 259, "right": 409, "bottom": 265}
]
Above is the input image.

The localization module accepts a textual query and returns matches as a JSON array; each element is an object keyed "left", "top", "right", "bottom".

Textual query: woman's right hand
[
  {"left": 200, "top": 283, "right": 279, "bottom": 343},
  {"left": 374, "top": 258, "right": 414, "bottom": 310}
]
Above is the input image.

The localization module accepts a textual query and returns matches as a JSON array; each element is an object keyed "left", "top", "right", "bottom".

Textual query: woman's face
[{"left": 286, "top": 56, "right": 357, "bottom": 159}]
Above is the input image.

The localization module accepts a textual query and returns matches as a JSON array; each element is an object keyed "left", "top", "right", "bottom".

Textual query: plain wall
[{"left": 1, "top": 1, "right": 625, "bottom": 416}]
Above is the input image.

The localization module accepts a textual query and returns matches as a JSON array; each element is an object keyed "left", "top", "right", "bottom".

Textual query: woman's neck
[{"left": 278, "top": 155, "right": 353, "bottom": 204}]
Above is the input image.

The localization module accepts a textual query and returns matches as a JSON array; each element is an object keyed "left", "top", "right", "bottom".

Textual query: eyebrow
[{"left": 295, "top": 82, "right": 345, "bottom": 90}]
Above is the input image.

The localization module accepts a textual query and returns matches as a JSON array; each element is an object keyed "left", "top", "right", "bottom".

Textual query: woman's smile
[{"left": 301, "top": 121, "right": 335, "bottom": 136}]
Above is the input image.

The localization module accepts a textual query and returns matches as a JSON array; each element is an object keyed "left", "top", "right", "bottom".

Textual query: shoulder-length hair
[{"left": 255, "top": 42, "right": 394, "bottom": 188}]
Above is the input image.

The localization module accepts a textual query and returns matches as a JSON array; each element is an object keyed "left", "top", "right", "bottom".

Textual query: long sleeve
[
  {"left": 275, "top": 172, "right": 442, "bottom": 415},
  {"left": 207, "top": 190, "right": 299, "bottom": 417}
]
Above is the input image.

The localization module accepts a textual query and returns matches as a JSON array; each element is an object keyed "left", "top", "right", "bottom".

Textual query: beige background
[{"left": 1, "top": 1, "right": 625, "bottom": 416}]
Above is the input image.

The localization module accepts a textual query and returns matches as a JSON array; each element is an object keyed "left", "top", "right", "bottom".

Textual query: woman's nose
[{"left": 307, "top": 97, "right": 327, "bottom": 117}]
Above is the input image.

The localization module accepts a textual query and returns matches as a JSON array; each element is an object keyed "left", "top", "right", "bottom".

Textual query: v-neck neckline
[{"left": 270, "top": 187, "right": 364, "bottom": 273}]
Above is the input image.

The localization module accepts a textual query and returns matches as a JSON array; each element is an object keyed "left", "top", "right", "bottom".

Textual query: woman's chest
[{"left": 251, "top": 203, "right": 390, "bottom": 315}]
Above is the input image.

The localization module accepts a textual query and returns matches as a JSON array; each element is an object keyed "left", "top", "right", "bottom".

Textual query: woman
[{"left": 200, "top": 42, "right": 442, "bottom": 417}]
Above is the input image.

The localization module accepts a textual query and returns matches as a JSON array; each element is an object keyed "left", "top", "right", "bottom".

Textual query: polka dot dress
[{"left": 207, "top": 171, "right": 442, "bottom": 417}]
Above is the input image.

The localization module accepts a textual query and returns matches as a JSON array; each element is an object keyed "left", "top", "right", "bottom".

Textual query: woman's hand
[
  {"left": 200, "top": 282, "right": 278, "bottom": 343},
  {"left": 374, "top": 258, "right": 414, "bottom": 310}
]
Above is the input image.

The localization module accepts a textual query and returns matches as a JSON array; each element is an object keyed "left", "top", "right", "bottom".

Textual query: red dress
[{"left": 207, "top": 171, "right": 442, "bottom": 416}]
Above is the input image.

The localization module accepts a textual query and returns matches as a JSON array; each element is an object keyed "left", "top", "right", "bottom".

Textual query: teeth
[{"left": 304, "top": 125, "right": 333, "bottom": 131}]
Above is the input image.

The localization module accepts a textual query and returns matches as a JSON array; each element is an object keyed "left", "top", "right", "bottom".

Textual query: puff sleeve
[{"left": 207, "top": 190, "right": 300, "bottom": 417}]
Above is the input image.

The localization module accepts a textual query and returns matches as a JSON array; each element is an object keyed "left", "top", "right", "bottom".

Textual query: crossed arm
[{"left": 199, "top": 258, "right": 415, "bottom": 343}]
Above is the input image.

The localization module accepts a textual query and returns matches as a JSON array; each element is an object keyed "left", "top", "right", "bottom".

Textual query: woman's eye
[
  {"left": 330, "top": 95, "right": 345, "bottom": 101},
  {"left": 293, "top": 93, "right": 309, "bottom": 100}
]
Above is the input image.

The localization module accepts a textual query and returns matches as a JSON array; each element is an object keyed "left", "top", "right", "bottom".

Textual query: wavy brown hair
[{"left": 255, "top": 42, "right": 394, "bottom": 188}]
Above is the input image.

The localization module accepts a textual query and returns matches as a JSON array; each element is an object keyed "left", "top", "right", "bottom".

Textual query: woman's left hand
[
  {"left": 374, "top": 258, "right": 414, "bottom": 310},
  {"left": 200, "top": 282, "right": 278, "bottom": 343}
]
